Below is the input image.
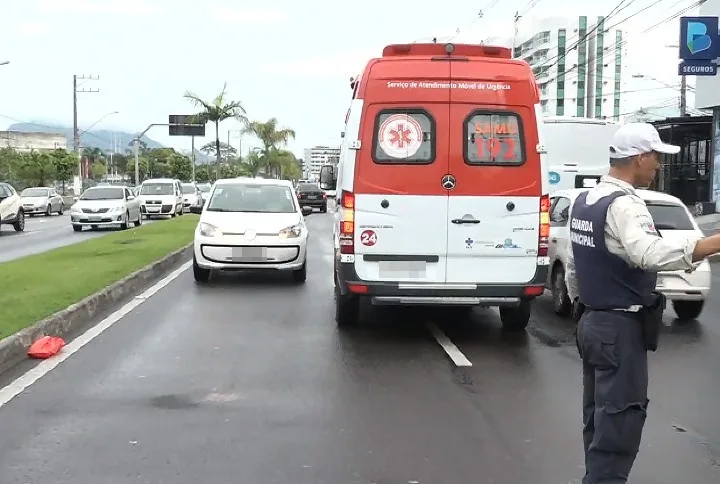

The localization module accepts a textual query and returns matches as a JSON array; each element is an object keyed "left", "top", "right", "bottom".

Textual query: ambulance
[
  {"left": 331, "top": 42, "right": 550, "bottom": 331},
  {"left": 543, "top": 116, "right": 620, "bottom": 192}
]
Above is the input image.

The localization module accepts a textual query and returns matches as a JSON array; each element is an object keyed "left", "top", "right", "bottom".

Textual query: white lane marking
[
  {"left": 426, "top": 322, "right": 472, "bottom": 367},
  {"left": 0, "top": 260, "right": 191, "bottom": 408}
]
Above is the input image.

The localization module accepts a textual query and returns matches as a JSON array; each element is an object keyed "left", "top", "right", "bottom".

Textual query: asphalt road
[
  {"left": 0, "top": 211, "right": 719, "bottom": 483},
  {"left": 0, "top": 213, "right": 159, "bottom": 263}
]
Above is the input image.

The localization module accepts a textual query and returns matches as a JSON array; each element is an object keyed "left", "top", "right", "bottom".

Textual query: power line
[{"left": 543, "top": 0, "right": 703, "bottom": 86}]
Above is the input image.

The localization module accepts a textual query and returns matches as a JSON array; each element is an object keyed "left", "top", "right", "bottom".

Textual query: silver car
[
  {"left": 70, "top": 186, "right": 142, "bottom": 231},
  {"left": 20, "top": 187, "right": 64, "bottom": 216}
]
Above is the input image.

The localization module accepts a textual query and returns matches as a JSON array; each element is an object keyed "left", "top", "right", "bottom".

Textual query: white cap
[{"left": 609, "top": 122, "right": 680, "bottom": 158}]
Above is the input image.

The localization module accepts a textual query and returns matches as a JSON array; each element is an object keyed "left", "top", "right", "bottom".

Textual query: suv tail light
[
  {"left": 538, "top": 194, "right": 550, "bottom": 257},
  {"left": 339, "top": 191, "right": 354, "bottom": 254}
]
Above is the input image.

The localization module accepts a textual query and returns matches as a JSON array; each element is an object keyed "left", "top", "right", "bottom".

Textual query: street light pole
[{"left": 133, "top": 123, "right": 168, "bottom": 185}]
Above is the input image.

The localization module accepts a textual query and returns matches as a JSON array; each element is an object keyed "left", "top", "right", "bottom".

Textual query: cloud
[
  {"left": 37, "top": 0, "right": 162, "bottom": 15},
  {"left": 209, "top": 7, "right": 287, "bottom": 24},
  {"left": 256, "top": 51, "right": 377, "bottom": 78},
  {"left": 11, "top": 21, "right": 52, "bottom": 36}
]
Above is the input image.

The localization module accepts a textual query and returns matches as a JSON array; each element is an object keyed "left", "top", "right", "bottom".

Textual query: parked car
[
  {"left": 70, "top": 185, "right": 142, "bottom": 231},
  {"left": 137, "top": 178, "right": 184, "bottom": 218},
  {"left": 181, "top": 182, "right": 203, "bottom": 212},
  {"left": 191, "top": 178, "right": 312, "bottom": 283},
  {"left": 20, "top": 187, "right": 64, "bottom": 216},
  {"left": 0, "top": 182, "right": 24, "bottom": 233},
  {"left": 547, "top": 188, "right": 711, "bottom": 321},
  {"left": 295, "top": 182, "right": 327, "bottom": 212}
]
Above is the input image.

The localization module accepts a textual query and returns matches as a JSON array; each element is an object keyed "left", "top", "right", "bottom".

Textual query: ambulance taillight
[
  {"left": 339, "top": 191, "right": 355, "bottom": 254},
  {"left": 538, "top": 194, "right": 550, "bottom": 257}
]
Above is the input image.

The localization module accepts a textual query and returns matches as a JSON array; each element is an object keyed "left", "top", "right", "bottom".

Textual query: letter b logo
[{"left": 687, "top": 21, "right": 712, "bottom": 54}]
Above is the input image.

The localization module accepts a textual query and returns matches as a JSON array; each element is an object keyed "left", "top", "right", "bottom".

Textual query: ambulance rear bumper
[{"left": 335, "top": 261, "right": 548, "bottom": 307}]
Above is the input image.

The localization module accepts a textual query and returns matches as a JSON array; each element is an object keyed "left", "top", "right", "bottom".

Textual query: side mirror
[
  {"left": 301, "top": 206, "right": 313, "bottom": 216},
  {"left": 189, "top": 205, "right": 203, "bottom": 214},
  {"left": 73, "top": 197, "right": 79, "bottom": 202},
  {"left": 127, "top": 195, "right": 135, "bottom": 200}
]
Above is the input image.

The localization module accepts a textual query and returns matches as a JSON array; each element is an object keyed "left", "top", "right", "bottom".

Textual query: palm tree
[
  {"left": 184, "top": 83, "right": 247, "bottom": 176},
  {"left": 242, "top": 118, "right": 295, "bottom": 178}
]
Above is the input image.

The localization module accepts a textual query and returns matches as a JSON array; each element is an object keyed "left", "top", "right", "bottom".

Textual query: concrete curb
[{"left": 0, "top": 244, "right": 192, "bottom": 374}]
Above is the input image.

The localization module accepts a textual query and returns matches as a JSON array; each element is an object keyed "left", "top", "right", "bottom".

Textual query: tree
[
  {"left": 184, "top": 83, "right": 248, "bottom": 177},
  {"left": 169, "top": 153, "right": 192, "bottom": 181},
  {"left": 200, "top": 141, "right": 237, "bottom": 161},
  {"left": 237, "top": 151, "right": 265, "bottom": 177},
  {"left": 91, "top": 160, "right": 107, "bottom": 180},
  {"left": 16, "top": 150, "right": 55, "bottom": 187},
  {"left": 127, "top": 156, "right": 149, "bottom": 184},
  {"left": 242, "top": 118, "right": 295, "bottom": 178},
  {"left": 49, "top": 149, "right": 76, "bottom": 194},
  {"left": 194, "top": 164, "right": 212, "bottom": 183}
]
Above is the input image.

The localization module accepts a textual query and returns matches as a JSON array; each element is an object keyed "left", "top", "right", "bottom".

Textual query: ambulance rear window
[
  {"left": 464, "top": 111, "right": 525, "bottom": 166},
  {"left": 372, "top": 109, "right": 434, "bottom": 164}
]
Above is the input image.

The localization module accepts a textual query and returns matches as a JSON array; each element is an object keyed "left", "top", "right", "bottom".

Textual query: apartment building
[
  {"left": 302, "top": 145, "right": 340, "bottom": 179},
  {"left": 513, "top": 16, "right": 623, "bottom": 120}
]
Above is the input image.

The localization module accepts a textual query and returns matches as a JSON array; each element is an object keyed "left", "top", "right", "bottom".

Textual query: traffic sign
[{"left": 168, "top": 114, "right": 205, "bottom": 137}]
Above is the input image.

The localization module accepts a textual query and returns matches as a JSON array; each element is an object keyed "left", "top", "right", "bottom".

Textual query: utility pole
[
  {"left": 680, "top": 74, "right": 687, "bottom": 115},
  {"left": 191, "top": 136, "right": 196, "bottom": 182},
  {"left": 73, "top": 74, "right": 99, "bottom": 189},
  {"left": 511, "top": 11, "right": 520, "bottom": 57}
]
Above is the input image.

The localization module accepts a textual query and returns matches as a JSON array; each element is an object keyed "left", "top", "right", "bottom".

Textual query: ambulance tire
[
  {"left": 672, "top": 300, "right": 704, "bottom": 321},
  {"left": 499, "top": 301, "right": 531, "bottom": 332},
  {"left": 335, "top": 285, "right": 360, "bottom": 328}
]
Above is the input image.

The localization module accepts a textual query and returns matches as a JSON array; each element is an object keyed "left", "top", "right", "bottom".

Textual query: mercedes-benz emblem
[{"left": 441, "top": 174, "right": 456, "bottom": 190}]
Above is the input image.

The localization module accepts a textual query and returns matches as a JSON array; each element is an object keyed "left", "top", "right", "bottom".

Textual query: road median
[{"left": 0, "top": 215, "right": 198, "bottom": 372}]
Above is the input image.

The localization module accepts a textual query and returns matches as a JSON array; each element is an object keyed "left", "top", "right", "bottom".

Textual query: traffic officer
[{"left": 565, "top": 122, "right": 720, "bottom": 483}]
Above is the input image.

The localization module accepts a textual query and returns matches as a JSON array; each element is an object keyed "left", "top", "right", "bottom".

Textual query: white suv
[
  {"left": 138, "top": 178, "right": 184, "bottom": 218},
  {"left": 0, "top": 182, "right": 25, "bottom": 233}
]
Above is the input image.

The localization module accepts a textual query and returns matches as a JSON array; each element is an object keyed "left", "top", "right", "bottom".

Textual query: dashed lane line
[{"left": 426, "top": 322, "right": 472, "bottom": 366}]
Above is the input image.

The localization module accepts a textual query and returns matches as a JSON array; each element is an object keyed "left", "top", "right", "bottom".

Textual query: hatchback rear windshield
[
  {"left": 141, "top": 183, "right": 174, "bottom": 195},
  {"left": 646, "top": 203, "right": 694, "bottom": 230},
  {"left": 182, "top": 184, "right": 196, "bottom": 194},
  {"left": 464, "top": 111, "right": 525, "bottom": 165}
]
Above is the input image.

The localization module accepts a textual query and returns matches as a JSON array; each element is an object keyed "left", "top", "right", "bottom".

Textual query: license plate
[
  {"left": 307, "top": 195, "right": 317, "bottom": 199},
  {"left": 231, "top": 247, "right": 267, "bottom": 261},
  {"left": 147, "top": 207, "right": 159, "bottom": 212},
  {"left": 378, "top": 261, "right": 426, "bottom": 278},
  {"left": 89, "top": 216, "right": 101, "bottom": 222}
]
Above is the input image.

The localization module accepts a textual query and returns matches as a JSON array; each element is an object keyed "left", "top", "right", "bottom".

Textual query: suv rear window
[
  {"left": 464, "top": 111, "right": 525, "bottom": 165},
  {"left": 372, "top": 109, "right": 434, "bottom": 164},
  {"left": 646, "top": 203, "right": 695, "bottom": 230}
]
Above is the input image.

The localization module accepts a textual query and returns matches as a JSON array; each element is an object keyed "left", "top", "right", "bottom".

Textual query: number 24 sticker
[{"left": 360, "top": 230, "right": 377, "bottom": 246}]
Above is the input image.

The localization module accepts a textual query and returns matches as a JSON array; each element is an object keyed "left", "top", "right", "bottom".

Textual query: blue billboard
[{"left": 679, "top": 16, "right": 719, "bottom": 61}]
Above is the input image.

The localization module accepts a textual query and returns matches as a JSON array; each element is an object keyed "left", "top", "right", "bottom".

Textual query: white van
[
  {"left": 330, "top": 42, "right": 550, "bottom": 331},
  {"left": 138, "top": 178, "right": 184, "bottom": 218},
  {"left": 543, "top": 117, "right": 620, "bottom": 193}
]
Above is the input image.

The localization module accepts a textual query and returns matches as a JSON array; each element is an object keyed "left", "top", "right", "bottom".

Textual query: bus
[{"left": 543, "top": 116, "right": 620, "bottom": 193}]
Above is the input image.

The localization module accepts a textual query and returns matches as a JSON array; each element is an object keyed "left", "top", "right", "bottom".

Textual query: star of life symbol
[
  {"left": 378, "top": 114, "right": 423, "bottom": 158},
  {"left": 465, "top": 238, "right": 473, "bottom": 249}
]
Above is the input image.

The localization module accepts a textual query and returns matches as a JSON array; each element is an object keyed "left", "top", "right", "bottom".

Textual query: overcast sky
[{"left": 0, "top": 0, "right": 694, "bottom": 157}]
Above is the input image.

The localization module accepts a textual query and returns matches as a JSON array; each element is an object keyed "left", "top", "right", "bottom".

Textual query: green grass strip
[{"left": 0, "top": 215, "right": 199, "bottom": 339}]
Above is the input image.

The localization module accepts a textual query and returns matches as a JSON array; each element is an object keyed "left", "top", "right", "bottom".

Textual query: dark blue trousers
[{"left": 576, "top": 309, "right": 649, "bottom": 484}]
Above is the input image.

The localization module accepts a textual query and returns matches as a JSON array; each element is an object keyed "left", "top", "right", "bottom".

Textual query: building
[
  {"left": 513, "top": 16, "right": 623, "bottom": 120},
  {"left": 302, "top": 145, "right": 340, "bottom": 179},
  {"left": 0, "top": 131, "right": 67, "bottom": 151}
]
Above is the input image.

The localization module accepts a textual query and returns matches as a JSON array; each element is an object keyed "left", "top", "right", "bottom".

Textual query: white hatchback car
[
  {"left": 191, "top": 178, "right": 313, "bottom": 283},
  {"left": 548, "top": 188, "right": 711, "bottom": 321}
]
